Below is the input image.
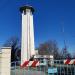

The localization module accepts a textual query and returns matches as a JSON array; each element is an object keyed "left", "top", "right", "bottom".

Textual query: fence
[{"left": 11, "top": 60, "right": 75, "bottom": 75}]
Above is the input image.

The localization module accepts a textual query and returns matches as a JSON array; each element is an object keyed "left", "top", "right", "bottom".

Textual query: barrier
[
  {"left": 64, "top": 59, "right": 75, "bottom": 64},
  {"left": 20, "top": 60, "right": 39, "bottom": 68},
  {"left": 11, "top": 61, "right": 46, "bottom": 75},
  {"left": 11, "top": 59, "right": 75, "bottom": 75}
]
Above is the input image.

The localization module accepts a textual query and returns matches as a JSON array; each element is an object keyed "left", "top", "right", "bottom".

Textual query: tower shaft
[{"left": 20, "top": 6, "right": 35, "bottom": 65}]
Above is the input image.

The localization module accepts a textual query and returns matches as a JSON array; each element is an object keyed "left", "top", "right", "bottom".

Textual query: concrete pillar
[
  {"left": 0, "top": 47, "right": 11, "bottom": 75},
  {"left": 20, "top": 6, "right": 35, "bottom": 66}
]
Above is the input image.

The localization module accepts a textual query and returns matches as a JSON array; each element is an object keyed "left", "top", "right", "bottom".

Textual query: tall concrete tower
[{"left": 20, "top": 6, "right": 35, "bottom": 65}]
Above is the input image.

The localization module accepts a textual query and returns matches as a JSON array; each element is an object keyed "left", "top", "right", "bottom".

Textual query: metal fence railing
[
  {"left": 11, "top": 61, "right": 46, "bottom": 75},
  {"left": 11, "top": 60, "right": 75, "bottom": 75},
  {"left": 49, "top": 60, "right": 75, "bottom": 75}
]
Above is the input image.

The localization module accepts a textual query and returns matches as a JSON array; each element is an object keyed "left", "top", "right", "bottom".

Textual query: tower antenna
[{"left": 61, "top": 18, "right": 68, "bottom": 58}]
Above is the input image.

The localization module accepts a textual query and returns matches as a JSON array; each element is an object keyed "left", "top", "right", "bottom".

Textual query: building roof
[{"left": 34, "top": 55, "right": 54, "bottom": 59}]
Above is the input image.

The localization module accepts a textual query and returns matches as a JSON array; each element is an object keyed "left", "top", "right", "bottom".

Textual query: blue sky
[{"left": 0, "top": 0, "right": 75, "bottom": 54}]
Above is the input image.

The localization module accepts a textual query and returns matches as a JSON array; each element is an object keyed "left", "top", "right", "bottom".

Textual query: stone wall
[{"left": 0, "top": 47, "right": 11, "bottom": 75}]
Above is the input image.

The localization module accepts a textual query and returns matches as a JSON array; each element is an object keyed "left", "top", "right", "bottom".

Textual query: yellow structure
[{"left": 0, "top": 47, "right": 11, "bottom": 75}]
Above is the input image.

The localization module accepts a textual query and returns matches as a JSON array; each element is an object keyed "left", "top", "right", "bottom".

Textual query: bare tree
[
  {"left": 72, "top": 52, "right": 75, "bottom": 58},
  {"left": 38, "top": 40, "right": 60, "bottom": 59},
  {"left": 61, "top": 47, "right": 72, "bottom": 59},
  {"left": 3, "top": 36, "right": 21, "bottom": 62}
]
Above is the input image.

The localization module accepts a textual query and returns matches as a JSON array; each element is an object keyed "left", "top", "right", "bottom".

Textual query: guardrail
[{"left": 11, "top": 60, "right": 75, "bottom": 75}]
